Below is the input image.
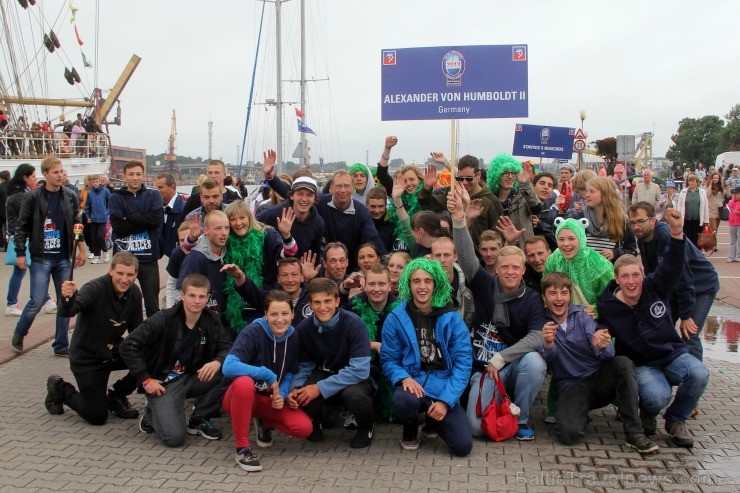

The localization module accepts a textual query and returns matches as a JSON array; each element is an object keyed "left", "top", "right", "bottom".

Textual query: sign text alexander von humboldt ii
[{"left": 381, "top": 45, "right": 529, "bottom": 121}]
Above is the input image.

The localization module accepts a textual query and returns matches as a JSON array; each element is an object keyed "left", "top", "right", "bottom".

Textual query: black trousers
[
  {"left": 62, "top": 360, "right": 138, "bottom": 426},
  {"left": 684, "top": 218, "right": 701, "bottom": 247},
  {"left": 89, "top": 222, "right": 108, "bottom": 256},
  {"left": 555, "top": 356, "right": 642, "bottom": 445},
  {"left": 302, "top": 369, "right": 374, "bottom": 430},
  {"left": 137, "top": 261, "right": 160, "bottom": 317}
]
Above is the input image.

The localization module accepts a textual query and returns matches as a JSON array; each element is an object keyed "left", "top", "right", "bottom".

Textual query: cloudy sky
[{"left": 5, "top": 0, "right": 740, "bottom": 166}]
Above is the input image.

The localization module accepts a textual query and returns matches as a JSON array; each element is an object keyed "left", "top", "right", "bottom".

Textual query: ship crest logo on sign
[
  {"left": 442, "top": 50, "right": 465, "bottom": 87},
  {"left": 512, "top": 46, "right": 527, "bottom": 61},
  {"left": 383, "top": 51, "right": 396, "bottom": 65},
  {"left": 540, "top": 128, "right": 551, "bottom": 144}
]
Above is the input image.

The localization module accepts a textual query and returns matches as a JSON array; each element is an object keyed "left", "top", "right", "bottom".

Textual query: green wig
[
  {"left": 486, "top": 153, "right": 523, "bottom": 194},
  {"left": 543, "top": 217, "right": 614, "bottom": 306},
  {"left": 348, "top": 163, "right": 368, "bottom": 176},
  {"left": 398, "top": 257, "right": 452, "bottom": 308}
]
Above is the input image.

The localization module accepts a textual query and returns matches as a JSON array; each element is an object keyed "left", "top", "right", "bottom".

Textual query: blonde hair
[
  {"left": 400, "top": 165, "right": 423, "bottom": 182},
  {"left": 224, "top": 199, "right": 268, "bottom": 233},
  {"left": 41, "top": 156, "right": 61, "bottom": 174},
  {"left": 613, "top": 254, "right": 644, "bottom": 276},
  {"left": 587, "top": 176, "right": 626, "bottom": 241},
  {"left": 196, "top": 174, "right": 208, "bottom": 187},
  {"left": 496, "top": 245, "right": 526, "bottom": 265},
  {"left": 572, "top": 169, "right": 597, "bottom": 193}
]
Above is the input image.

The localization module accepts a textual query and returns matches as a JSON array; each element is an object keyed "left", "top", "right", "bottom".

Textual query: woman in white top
[{"left": 677, "top": 173, "right": 710, "bottom": 247}]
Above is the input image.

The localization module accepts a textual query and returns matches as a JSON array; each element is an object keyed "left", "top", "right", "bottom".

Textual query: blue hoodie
[
  {"left": 598, "top": 236, "right": 689, "bottom": 368},
  {"left": 222, "top": 318, "right": 299, "bottom": 399},
  {"left": 380, "top": 300, "right": 472, "bottom": 409}
]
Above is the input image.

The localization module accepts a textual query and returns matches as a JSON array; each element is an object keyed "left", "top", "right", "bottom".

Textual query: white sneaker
[
  {"left": 43, "top": 299, "right": 57, "bottom": 314},
  {"left": 5, "top": 304, "right": 22, "bottom": 316},
  {"left": 88, "top": 252, "right": 94, "bottom": 259},
  {"left": 91, "top": 256, "right": 101, "bottom": 264},
  {"left": 103, "top": 252, "right": 110, "bottom": 262}
]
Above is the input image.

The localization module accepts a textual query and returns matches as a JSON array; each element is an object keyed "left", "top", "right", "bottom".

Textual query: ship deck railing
[{"left": 0, "top": 130, "right": 110, "bottom": 160}]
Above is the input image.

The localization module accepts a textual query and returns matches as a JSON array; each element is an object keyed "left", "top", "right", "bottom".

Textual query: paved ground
[{"left": 0, "top": 227, "right": 738, "bottom": 492}]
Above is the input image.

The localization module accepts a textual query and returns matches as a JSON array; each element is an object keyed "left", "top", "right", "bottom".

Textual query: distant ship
[{"left": 0, "top": 1, "right": 139, "bottom": 184}]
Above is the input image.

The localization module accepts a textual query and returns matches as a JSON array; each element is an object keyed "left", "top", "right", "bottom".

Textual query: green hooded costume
[{"left": 543, "top": 217, "right": 614, "bottom": 306}]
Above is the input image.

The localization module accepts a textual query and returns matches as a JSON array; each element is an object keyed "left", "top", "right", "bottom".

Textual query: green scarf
[
  {"left": 223, "top": 228, "right": 266, "bottom": 334},
  {"left": 387, "top": 183, "right": 422, "bottom": 238}
]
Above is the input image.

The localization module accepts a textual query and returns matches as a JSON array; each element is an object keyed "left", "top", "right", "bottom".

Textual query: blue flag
[{"left": 297, "top": 118, "right": 316, "bottom": 135}]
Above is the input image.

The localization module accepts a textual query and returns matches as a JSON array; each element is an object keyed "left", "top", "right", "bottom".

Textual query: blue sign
[
  {"left": 512, "top": 123, "right": 576, "bottom": 159},
  {"left": 381, "top": 45, "right": 528, "bottom": 121}
]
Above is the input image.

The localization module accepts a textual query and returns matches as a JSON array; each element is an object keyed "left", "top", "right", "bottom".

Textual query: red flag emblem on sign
[
  {"left": 512, "top": 46, "right": 526, "bottom": 61},
  {"left": 383, "top": 51, "right": 396, "bottom": 65},
  {"left": 516, "top": 124, "right": 522, "bottom": 132},
  {"left": 568, "top": 128, "right": 575, "bottom": 136}
]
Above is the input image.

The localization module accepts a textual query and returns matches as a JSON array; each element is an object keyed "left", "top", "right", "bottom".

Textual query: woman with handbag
[
  {"left": 4, "top": 164, "right": 54, "bottom": 316},
  {"left": 677, "top": 173, "right": 710, "bottom": 247}
]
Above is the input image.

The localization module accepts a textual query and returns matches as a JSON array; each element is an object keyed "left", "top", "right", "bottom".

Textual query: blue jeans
[
  {"left": 686, "top": 291, "right": 716, "bottom": 361},
  {"left": 466, "top": 352, "right": 547, "bottom": 436},
  {"left": 13, "top": 257, "right": 71, "bottom": 351},
  {"left": 6, "top": 264, "right": 53, "bottom": 306},
  {"left": 635, "top": 353, "right": 709, "bottom": 422}
]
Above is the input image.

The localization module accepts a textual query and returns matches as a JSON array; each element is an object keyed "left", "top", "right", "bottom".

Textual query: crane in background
[{"left": 163, "top": 109, "right": 181, "bottom": 179}]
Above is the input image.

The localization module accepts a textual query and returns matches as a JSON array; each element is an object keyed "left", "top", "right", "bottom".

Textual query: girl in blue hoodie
[{"left": 222, "top": 291, "right": 312, "bottom": 472}]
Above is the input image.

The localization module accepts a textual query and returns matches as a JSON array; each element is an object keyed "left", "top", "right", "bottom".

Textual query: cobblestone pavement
[{"left": 0, "top": 343, "right": 737, "bottom": 493}]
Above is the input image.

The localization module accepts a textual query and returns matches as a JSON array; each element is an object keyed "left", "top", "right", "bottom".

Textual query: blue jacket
[
  {"left": 109, "top": 185, "right": 163, "bottom": 262},
  {"left": 84, "top": 185, "right": 111, "bottom": 223},
  {"left": 539, "top": 304, "right": 614, "bottom": 391},
  {"left": 159, "top": 194, "right": 185, "bottom": 258},
  {"left": 598, "top": 236, "right": 689, "bottom": 368},
  {"left": 380, "top": 300, "right": 472, "bottom": 409},
  {"left": 638, "top": 221, "right": 719, "bottom": 319},
  {"left": 222, "top": 318, "right": 299, "bottom": 399}
]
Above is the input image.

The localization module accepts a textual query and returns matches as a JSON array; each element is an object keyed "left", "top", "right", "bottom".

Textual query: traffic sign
[
  {"left": 574, "top": 128, "right": 586, "bottom": 139},
  {"left": 573, "top": 140, "right": 585, "bottom": 151}
]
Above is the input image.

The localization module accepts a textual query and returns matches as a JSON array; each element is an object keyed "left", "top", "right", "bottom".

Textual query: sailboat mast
[
  {"left": 0, "top": 0, "right": 25, "bottom": 122},
  {"left": 300, "top": 0, "right": 307, "bottom": 169},
  {"left": 275, "top": 0, "right": 284, "bottom": 175}
]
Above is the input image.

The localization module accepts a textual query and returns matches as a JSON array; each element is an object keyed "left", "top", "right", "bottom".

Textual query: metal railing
[{"left": 0, "top": 130, "right": 110, "bottom": 159}]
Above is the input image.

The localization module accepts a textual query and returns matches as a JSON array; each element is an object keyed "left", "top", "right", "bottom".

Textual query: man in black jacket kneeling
[
  {"left": 45, "top": 252, "right": 143, "bottom": 424},
  {"left": 119, "top": 274, "right": 232, "bottom": 447}
]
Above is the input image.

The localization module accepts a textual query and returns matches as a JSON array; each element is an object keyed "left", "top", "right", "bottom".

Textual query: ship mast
[{"left": 299, "top": 0, "right": 307, "bottom": 169}]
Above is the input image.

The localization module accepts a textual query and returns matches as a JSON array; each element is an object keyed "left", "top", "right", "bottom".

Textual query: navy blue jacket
[
  {"left": 598, "top": 236, "right": 689, "bottom": 368},
  {"left": 257, "top": 201, "right": 324, "bottom": 262},
  {"left": 638, "top": 221, "right": 719, "bottom": 320},
  {"left": 160, "top": 194, "right": 186, "bottom": 258},
  {"left": 235, "top": 278, "right": 313, "bottom": 327},
  {"left": 109, "top": 185, "right": 163, "bottom": 263}
]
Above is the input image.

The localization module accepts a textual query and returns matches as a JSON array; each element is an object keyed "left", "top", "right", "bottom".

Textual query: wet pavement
[{"left": 0, "top": 226, "right": 739, "bottom": 491}]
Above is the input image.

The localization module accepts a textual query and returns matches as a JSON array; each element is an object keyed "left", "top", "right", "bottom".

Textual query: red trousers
[{"left": 222, "top": 376, "right": 313, "bottom": 448}]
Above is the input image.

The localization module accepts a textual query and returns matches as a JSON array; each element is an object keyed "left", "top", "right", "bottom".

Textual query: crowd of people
[{"left": 2, "top": 140, "right": 733, "bottom": 473}]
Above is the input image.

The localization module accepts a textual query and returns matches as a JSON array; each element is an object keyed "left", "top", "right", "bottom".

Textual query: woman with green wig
[
  {"left": 541, "top": 217, "right": 614, "bottom": 423},
  {"left": 222, "top": 200, "right": 298, "bottom": 335},
  {"left": 487, "top": 153, "right": 541, "bottom": 248}
]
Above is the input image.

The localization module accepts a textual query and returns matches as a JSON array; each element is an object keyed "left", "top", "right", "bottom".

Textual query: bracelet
[
  {"left": 394, "top": 203, "right": 405, "bottom": 209},
  {"left": 142, "top": 378, "right": 152, "bottom": 387},
  {"left": 385, "top": 146, "right": 392, "bottom": 150},
  {"left": 283, "top": 235, "right": 293, "bottom": 243},
  {"left": 671, "top": 229, "right": 683, "bottom": 237}
]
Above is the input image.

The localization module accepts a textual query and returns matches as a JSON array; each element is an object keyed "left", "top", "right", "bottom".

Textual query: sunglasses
[{"left": 455, "top": 175, "right": 476, "bottom": 182}]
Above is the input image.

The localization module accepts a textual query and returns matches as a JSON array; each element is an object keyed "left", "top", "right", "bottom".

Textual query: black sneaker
[
  {"left": 139, "top": 414, "right": 154, "bottom": 434},
  {"left": 254, "top": 419, "right": 273, "bottom": 448},
  {"left": 187, "top": 417, "right": 222, "bottom": 440},
  {"left": 53, "top": 348, "right": 69, "bottom": 357},
  {"left": 306, "top": 421, "right": 323, "bottom": 443},
  {"left": 11, "top": 334, "right": 24, "bottom": 353},
  {"left": 665, "top": 420, "right": 694, "bottom": 448},
  {"left": 107, "top": 390, "right": 139, "bottom": 419},
  {"left": 625, "top": 433, "right": 660, "bottom": 454},
  {"left": 401, "top": 424, "right": 420, "bottom": 450},
  {"left": 350, "top": 426, "right": 374, "bottom": 449},
  {"left": 236, "top": 447, "right": 262, "bottom": 472},
  {"left": 421, "top": 422, "right": 438, "bottom": 439},
  {"left": 45, "top": 375, "right": 64, "bottom": 415}
]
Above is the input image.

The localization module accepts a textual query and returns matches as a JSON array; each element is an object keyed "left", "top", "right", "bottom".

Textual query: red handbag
[
  {"left": 475, "top": 373, "right": 519, "bottom": 442},
  {"left": 697, "top": 225, "right": 717, "bottom": 253}
]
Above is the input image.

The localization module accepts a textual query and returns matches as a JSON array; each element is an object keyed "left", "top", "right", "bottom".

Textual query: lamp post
[{"left": 577, "top": 110, "right": 586, "bottom": 170}]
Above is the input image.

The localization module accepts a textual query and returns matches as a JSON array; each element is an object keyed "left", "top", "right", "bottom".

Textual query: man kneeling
[
  {"left": 120, "top": 274, "right": 232, "bottom": 447},
  {"left": 381, "top": 258, "right": 473, "bottom": 456},
  {"left": 539, "top": 272, "right": 658, "bottom": 454}
]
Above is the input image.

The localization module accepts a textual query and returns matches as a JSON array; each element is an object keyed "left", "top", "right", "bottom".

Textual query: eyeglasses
[
  {"left": 501, "top": 171, "right": 516, "bottom": 178},
  {"left": 455, "top": 175, "right": 476, "bottom": 182},
  {"left": 627, "top": 218, "right": 653, "bottom": 227}
]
